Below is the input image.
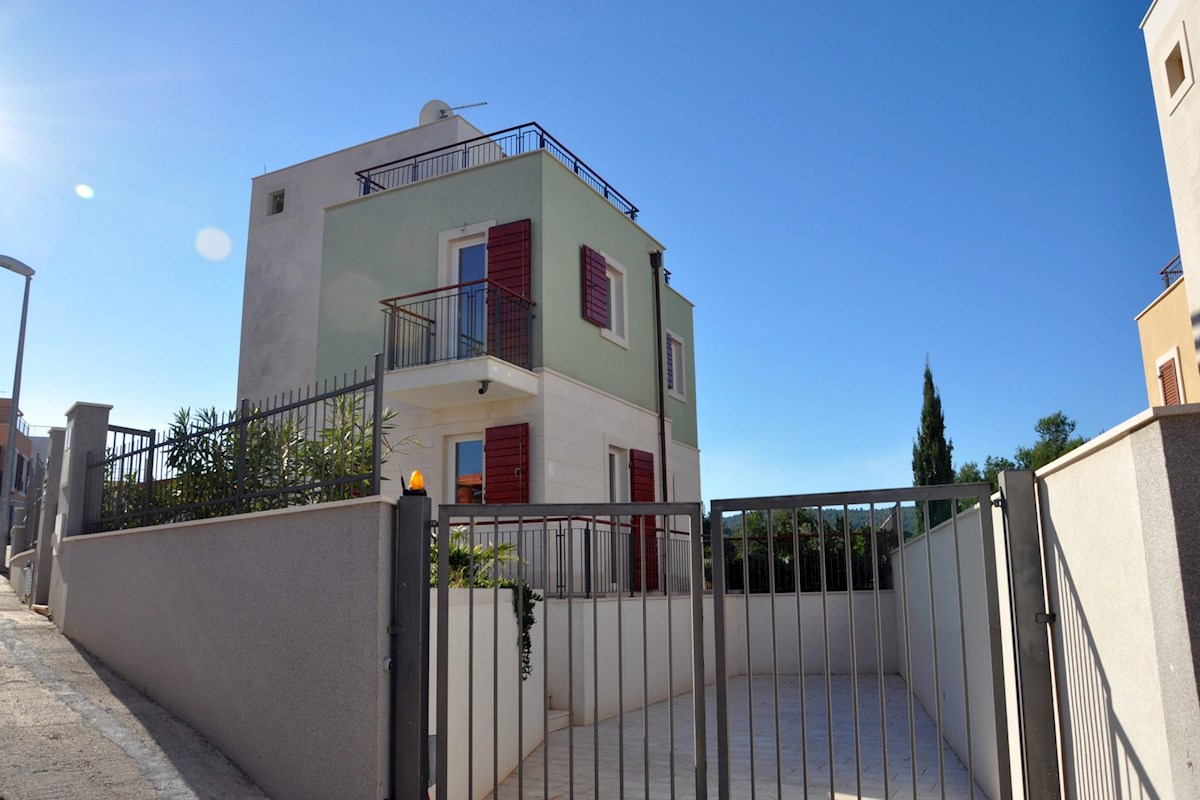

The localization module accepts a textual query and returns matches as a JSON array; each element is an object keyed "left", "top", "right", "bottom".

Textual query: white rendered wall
[
  {"left": 430, "top": 588, "right": 545, "bottom": 800},
  {"left": 379, "top": 368, "right": 701, "bottom": 506},
  {"left": 238, "top": 114, "right": 485, "bottom": 404},
  {"left": 1143, "top": 0, "right": 1200, "bottom": 369},
  {"left": 891, "top": 506, "right": 1005, "bottom": 800}
]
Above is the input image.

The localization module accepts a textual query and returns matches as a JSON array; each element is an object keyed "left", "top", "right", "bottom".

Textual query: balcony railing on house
[
  {"left": 1160, "top": 253, "right": 1183, "bottom": 289},
  {"left": 355, "top": 122, "right": 639, "bottom": 220},
  {"left": 381, "top": 280, "right": 534, "bottom": 372}
]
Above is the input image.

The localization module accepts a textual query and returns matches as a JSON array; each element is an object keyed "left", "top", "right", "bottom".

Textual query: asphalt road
[{"left": 0, "top": 576, "right": 269, "bottom": 799}]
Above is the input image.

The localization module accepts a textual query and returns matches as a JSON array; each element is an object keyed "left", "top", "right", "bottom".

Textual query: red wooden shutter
[
  {"left": 484, "top": 423, "right": 530, "bottom": 503},
  {"left": 487, "top": 220, "right": 532, "bottom": 365},
  {"left": 665, "top": 333, "right": 675, "bottom": 392},
  {"left": 629, "top": 448, "right": 658, "bottom": 592},
  {"left": 487, "top": 220, "right": 531, "bottom": 298},
  {"left": 581, "top": 245, "right": 609, "bottom": 327},
  {"left": 1160, "top": 359, "right": 1182, "bottom": 406}
]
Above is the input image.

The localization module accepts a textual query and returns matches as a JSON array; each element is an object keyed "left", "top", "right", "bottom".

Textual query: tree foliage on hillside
[{"left": 956, "top": 411, "right": 1087, "bottom": 494}]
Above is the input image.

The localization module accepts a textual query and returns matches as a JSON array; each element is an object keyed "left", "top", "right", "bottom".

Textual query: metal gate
[{"left": 399, "top": 480, "right": 1049, "bottom": 800}]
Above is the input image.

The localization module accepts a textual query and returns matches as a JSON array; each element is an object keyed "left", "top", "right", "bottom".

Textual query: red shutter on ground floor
[
  {"left": 484, "top": 423, "right": 530, "bottom": 504},
  {"left": 581, "top": 245, "right": 609, "bottom": 327},
  {"left": 629, "top": 448, "right": 658, "bottom": 592}
]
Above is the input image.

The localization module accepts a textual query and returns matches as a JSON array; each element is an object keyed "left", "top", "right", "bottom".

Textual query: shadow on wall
[{"left": 1048, "top": 537, "right": 1162, "bottom": 798}]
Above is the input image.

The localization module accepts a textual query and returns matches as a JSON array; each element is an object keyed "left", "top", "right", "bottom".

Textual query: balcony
[
  {"left": 1160, "top": 253, "right": 1183, "bottom": 289},
  {"left": 355, "top": 122, "right": 639, "bottom": 220},
  {"left": 380, "top": 280, "right": 538, "bottom": 408}
]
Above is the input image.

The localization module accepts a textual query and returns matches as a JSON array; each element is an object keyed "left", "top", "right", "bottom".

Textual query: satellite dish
[{"left": 419, "top": 99, "right": 453, "bottom": 126}]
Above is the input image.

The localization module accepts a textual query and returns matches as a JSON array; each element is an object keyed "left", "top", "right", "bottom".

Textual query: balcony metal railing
[
  {"left": 1160, "top": 253, "right": 1183, "bottom": 289},
  {"left": 355, "top": 122, "right": 639, "bottom": 220},
  {"left": 381, "top": 280, "right": 534, "bottom": 372}
]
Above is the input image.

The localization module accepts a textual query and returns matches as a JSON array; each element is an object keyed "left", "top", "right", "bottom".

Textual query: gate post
[
  {"left": 391, "top": 494, "right": 432, "bottom": 799},
  {"left": 998, "top": 469, "right": 1062, "bottom": 799}
]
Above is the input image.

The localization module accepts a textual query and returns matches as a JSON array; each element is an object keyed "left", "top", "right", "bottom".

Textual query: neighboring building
[
  {"left": 0, "top": 398, "right": 35, "bottom": 528},
  {"left": 1136, "top": 256, "right": 1199, "bottom": 405},
  {"left": 1138, "top": 0, "right": 1200, "bottom": 403},
  {"left": 237, "top": 101, "right": 700, "bottom": 512}
]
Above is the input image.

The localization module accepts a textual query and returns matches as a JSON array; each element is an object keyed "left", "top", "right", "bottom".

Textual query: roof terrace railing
[
  {"left": 1160, "top": 253, "right": 1183, "bottom": 289},
  {"left": 355, "top": 122, "right": 639, "bottom": 220}
]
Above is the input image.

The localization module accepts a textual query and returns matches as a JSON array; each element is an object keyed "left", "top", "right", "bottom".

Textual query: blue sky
[{"left": 0, "top": 1, "right": 1178, "bottom": 503}]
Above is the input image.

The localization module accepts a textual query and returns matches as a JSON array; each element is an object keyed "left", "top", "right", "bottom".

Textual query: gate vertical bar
[
  {"left": 998, "top": 469, "right": 1058, "bottom": 799},
  {"left": 435, "top": 505, "right": 451, "bottom": 800},
  {"left": 688, "top": 505, "right": 708, "bottom": 800},
  {"left": 394, "top": 494, "right": 432, "bottom": 800},
  {"left": 371, "top": 352, "right": 383, "bottom": 494},
  {"left": 710, "top": 503, "right": 731, "bottom": 800}
]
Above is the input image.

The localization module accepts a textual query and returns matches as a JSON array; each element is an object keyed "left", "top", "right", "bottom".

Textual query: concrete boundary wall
[
  {"left": 1036, "top": 406, "right": 1200, "bottom": 799},
  {"left": 891, "top": 506, "right": 1005, "bottom": 800},
  {"left": 53, "top": 497, "right": 396, "bottom": 800}
]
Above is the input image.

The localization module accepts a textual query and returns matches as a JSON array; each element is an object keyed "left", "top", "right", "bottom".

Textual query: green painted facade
[{"left": 317, "top": 150, "right": 698, "bottom": 448}]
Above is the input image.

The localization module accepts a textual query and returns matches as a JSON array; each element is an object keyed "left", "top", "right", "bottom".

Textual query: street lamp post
[{"left": 0, "top": 255, "right": 34, "bottom": 567}]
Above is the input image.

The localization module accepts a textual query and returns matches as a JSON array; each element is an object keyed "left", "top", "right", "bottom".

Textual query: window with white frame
[
  {"left": 582, "top": 246, "right": 628, "bottom": 347},
  {"left": 665, "top": 330, "right": 686, "bottom": 401},
  {"left": 451, "top": 436, "right": 484, "bottom": 504}
]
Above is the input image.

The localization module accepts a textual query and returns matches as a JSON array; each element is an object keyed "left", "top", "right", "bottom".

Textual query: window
[
  {"left": 453, "top": 438, "right": 484, "bottom": 504},
  {"left": 14, "top": 453, "right": 25, "bottom": 492},
  {"left": 268, "top": 190, "right": 285, "bottom": 215},
  {"left": 1161, "top": 23, "right": 1194, "bottom": 112},
  {"left": 665, "top": 330, "right": 686, "bottom": 401},
  {"left": 1167, "top": 42, "right": 1187, "bottom": 96},
  {"left": 608, "top": 446, "right": 628, "bottom": 503},
  {"left": 447, "top": 424, "right": 530, "bottom": 505},
  {"left": 581, "top": 245, "right": 627, "bottom": 346}
]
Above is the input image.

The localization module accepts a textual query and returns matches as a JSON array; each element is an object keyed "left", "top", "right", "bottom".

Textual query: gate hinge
[
  {"left": 991, "top": 498, "right": 1004, "bottom": 508},
  {"left": 1035, "top": 611, "right": 1057, "bottom": 624}
]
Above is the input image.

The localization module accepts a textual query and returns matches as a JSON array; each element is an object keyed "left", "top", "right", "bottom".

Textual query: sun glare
[
  {"left": 74, "top": 183, "right": 94, "bottom": 199},
  {"left": 195, "top": 227, "right": 232, "bottom": 261}
]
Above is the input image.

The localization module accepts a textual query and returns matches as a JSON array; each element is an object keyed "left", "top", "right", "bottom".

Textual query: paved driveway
[{"left": 0, "top": 576, "right": 268, "bottom": 800}]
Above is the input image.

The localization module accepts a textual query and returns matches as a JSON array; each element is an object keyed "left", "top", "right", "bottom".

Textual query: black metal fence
[
  {"left": 356, "top": 122, "right": 639, "bottom": 220},
  {"left": 1160, "top": 252, "right": 1183, "bottom": 289},
  {"left": 382, "top": 280, "right": 534, "bottom": 371},
  {"left": 83, "top": 357, "right": 386, "bottom": 534}
]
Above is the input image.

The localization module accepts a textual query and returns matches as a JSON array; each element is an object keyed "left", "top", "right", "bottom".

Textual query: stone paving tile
[{"left": 484, "top": 675, "right": 989, "bottom": 799}]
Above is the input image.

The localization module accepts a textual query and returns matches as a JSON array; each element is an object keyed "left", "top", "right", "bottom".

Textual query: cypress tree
[{"left": 912, "top": 359, "right": 954, "bottom": 529}]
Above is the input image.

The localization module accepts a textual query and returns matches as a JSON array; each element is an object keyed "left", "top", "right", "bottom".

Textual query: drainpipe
[{"left": 650, "top": 251, "right": 669, "bottom": 501}]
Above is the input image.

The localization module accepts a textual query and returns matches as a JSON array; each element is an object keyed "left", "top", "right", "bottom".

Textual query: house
[
  {"left": 237, "top": 101, "right": 700, "bottom": 514},
  {"left": 0, "top": 399, "right": 35, "bottom": 531},
  {"left": 1136, "top": 0, "right": 1200, "bottom": 405}
]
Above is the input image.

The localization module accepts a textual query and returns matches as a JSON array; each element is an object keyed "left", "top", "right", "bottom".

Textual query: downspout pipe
[{"left": 650, "top": 251, "right": 669, "bottom": 501}]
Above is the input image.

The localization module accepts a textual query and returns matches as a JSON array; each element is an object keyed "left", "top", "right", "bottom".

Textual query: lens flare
[
  {"left": 74, "top": 184, "right": 95, "bottom": 199},
  {"left": 195, "top": 227, "right": 232, "bottom": 261}
]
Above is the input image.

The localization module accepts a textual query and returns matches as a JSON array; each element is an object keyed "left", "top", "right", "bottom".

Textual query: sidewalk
[{"left": 0, "top": 576, "right": 269, "bottom": 800}]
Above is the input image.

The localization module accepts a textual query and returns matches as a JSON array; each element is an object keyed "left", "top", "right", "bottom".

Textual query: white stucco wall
[
  {"left": 1143, "top": 0, "right": 1200, "bottom": 369},
  {"left": 238, "top": 114, "right": 485, "bottom": 404},
  {"left": 891, "top": 506, "right": 1006, "bottom": 800},
  {"left": 430, "top": 588, "right": 545, "bottom": 800},
  {"left": 378, "top": 367, "right": 701, "bottom": 507},
  {"left": 50, "top": 498, "right": 395, "bottom": 800},
  {"left": 1035, "top": 405, "right": 1200, "bottom": 798}
]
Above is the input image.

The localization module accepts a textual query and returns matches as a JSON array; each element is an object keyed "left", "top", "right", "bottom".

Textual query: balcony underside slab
[{"left": 382, "top": 356, "right": 539, "bottom": 409}]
